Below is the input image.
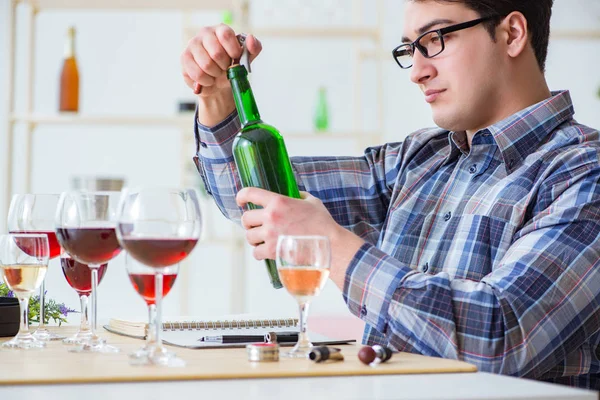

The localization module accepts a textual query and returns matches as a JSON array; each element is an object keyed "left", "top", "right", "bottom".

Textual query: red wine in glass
[
  {"left": 120, "top": 237, "right": 198, "bottom": 268},
  {"left": 61, "top": 258, "right": 108, "bottom": 295},
  {"left": 11, "top": 231, "right": 59, "bottom": 259},
  {"left": 128, "top": 273, "right": 178, "bottom": 305},
  {"left": 56, "top": 227, "right": 121, "bottom": 264}
]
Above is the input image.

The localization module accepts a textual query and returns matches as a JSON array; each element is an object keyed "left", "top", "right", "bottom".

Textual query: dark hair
[{"left": 411, "top": 0, "right": 554, "bottom": 72}]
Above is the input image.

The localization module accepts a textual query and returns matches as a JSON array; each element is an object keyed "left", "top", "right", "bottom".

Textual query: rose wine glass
[
  {"left": 117, "top": 187, "right": 201, "bottom": 367},
  {"left": 124, "top": 252, "right": 179, "bottom": 364},
  {"left": 276, "top": 235, "right": 331, "bottom": 358},
  {"left": 0, "top": 234, "right": 49, "bottom": 349},
  {"left": 55, "top": 191, "right": 122, "bottom": 353},
  {"left": 7, "top": 193, "right": 64, "bottom": 341},
  {"left": 60, "top": 251, "right": 108, "bottom": 345}
]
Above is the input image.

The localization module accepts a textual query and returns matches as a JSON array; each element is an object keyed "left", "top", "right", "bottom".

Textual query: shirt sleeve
[
  {"left": 194, "top": 110, "right": 403, "bottom": 242},
  {"left": 343, "top": 161, "right": 600, "bottom": 379}
]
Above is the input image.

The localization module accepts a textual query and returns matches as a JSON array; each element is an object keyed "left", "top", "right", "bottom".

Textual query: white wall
[{"left": 0, "top": 0, "right": 599, "bottom": 325}]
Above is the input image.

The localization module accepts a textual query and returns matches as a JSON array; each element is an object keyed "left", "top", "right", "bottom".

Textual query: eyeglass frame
[{"left": 392, "top": 16, "right": 500, "bottom": 69}]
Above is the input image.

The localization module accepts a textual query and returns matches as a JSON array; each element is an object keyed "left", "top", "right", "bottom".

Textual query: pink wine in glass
[
  {"left": 120, "top": 237, "right": 198, "bottom": 268},
  {"left": 278, "top": 268, "right": 330, "bottom": 300},
  {"left": 56, "top": 227, "right": 121, "bottom": 264},
  {"left": 10, "top": 231, "right": 61, "bottom": 259},
  {"left": 128, "top": 273, "right": 178, "bottom": 305},
  {"left": 61, "top": 258, "right": 108, "bottom": 295}
]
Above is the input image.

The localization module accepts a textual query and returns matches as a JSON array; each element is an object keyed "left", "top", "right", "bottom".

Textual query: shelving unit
[{"left": 3, "top": 0, "right": 385, "bottom": 316}]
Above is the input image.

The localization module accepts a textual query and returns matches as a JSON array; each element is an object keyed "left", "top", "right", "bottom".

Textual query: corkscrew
[{"left": 233, "top": 33, "right": 251, "bottom": 73}]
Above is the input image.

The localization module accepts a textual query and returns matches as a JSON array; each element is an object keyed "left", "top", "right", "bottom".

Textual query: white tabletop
[{"left": 0, "top": 372, "right": 595, "bottom": 400}]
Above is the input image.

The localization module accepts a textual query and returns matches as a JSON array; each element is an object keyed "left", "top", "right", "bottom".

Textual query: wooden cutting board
[{"left": 0, "top": 326, "right": 476, "bottom": 385}]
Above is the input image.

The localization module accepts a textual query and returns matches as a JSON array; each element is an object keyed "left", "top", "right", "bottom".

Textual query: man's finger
[
  {"left": 236, "top": 187, "right": 279, "bottom": 208},
  {"left": 245, "top": 226, "right": 267, "bottom": 247},
  {"left": 246, "top": 34, "right": 262, "bottom": 63},
  {"left": 241, "top": 208, "right": 265, "bottom": 229},
  {"left": 252, "top": 243, "right": 269, "bottom": 261}
]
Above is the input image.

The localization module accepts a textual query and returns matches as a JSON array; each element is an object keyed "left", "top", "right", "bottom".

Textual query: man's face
[{"left": 402, "top": 1, "right": 504, "bottom": 133}]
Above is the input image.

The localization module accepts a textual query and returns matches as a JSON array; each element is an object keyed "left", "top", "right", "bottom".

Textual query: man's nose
[{"left": 409, "top": 50, "right": 435, "bottom": 84}]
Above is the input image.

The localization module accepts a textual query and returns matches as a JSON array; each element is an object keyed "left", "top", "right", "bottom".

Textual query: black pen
[{"left": 199, "top": 331, "right": 298, "bottom": 344}]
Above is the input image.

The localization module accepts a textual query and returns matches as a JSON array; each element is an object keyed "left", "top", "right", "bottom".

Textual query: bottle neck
[
  {"left": 64, "top": 30, "right": 75, "bottom": 59},
  {"left": 227, "top": 65, "right": 261, "bottom": 127}
]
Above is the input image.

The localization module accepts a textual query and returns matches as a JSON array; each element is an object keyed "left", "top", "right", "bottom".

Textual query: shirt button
[
  {"left": 444, "top": 211, "right": 451, "bottom": 221},
  {"left": 508, "top": 159, "right": 515, "bottom": 168},
  {"left": 200, "top": 141, "right": 208, "bottom": 148},
  {"left": 422, "top": 262, "right": 429, "bottom": 273},
  {"left": 360, "top": 305, "right": 367, "bottom": 317},
  {"left": 469, "top": 164, "right": 477, "bottom": 174}
]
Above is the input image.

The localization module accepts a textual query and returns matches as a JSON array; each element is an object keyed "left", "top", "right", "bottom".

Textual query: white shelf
[
  {"left": 10, "top": 113, "right": 193, "bottom": 126},
  {"left": 30, "top": 0, "right": 236, "bottom": 11},
  {"left": 551, "top": 30, "right": 600, "bottom": 40},
  {"left": 251, "top": 27, "right": 379, "bottom": 40},
  {"left": 11, "top": 115, "right": 379, "bottom": 140}
]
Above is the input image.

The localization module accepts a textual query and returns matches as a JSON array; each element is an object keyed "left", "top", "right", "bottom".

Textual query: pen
[{"left": 199, "top": 331, "right": 299, "bottom": 344}]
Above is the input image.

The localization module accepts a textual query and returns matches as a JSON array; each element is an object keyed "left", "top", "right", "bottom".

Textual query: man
[{"left": 181, "top": 0, "right": 600, "bottom": 389}]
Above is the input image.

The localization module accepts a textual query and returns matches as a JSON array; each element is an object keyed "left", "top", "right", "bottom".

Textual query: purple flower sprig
[{"left": 0, "top": 283, "right": 77, "bottom": 325}]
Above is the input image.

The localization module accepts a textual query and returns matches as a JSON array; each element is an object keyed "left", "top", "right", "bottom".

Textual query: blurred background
[{"left": 0, "top": 0, "right": 599, "bottom": 329}]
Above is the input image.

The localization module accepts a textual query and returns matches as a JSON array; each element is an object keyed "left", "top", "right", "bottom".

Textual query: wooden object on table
[{"left": 0, "top": 326, "right": 476, "bottom": 385}]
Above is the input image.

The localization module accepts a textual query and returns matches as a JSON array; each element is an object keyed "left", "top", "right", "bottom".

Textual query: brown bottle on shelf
[{"left": 59, "top": 26, "right": 79, "bottom": 112}]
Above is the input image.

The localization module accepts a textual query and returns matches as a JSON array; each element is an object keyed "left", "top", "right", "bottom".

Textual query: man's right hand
[{"left": 181, "top": 24, "right": 262, "bottom": 127}]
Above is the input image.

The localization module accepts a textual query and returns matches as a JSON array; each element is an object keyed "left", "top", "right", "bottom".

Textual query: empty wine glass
[
  {"left": 55, "top": 191, "right": 122, "bottom": 353},
  {"left": 117, "top": 187, "right": 201, "bottom": 367},
  {"left": 0, "top": 234, "right": 49, "bottom": 349},
  {"left": 7, "top": 193, "right": 64, "bottom": 341},
  {"left": 276, "top": 235, "right": 331, "bottom": 358},
  {"left": 124, "top": 252, "right": 179, "bottom": 364},
  {"left": 60, "top": 251, "right": 109, "bottom": 345}
]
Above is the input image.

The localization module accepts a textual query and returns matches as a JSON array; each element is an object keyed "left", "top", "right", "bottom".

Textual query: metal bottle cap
[{"left": 246, "top": 343, "right": 280, "bottom": 362}]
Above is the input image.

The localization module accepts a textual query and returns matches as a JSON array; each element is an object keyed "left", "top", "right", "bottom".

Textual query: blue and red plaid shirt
[{"left": 194, "top": 90, "right": 600, "bottom": 389}]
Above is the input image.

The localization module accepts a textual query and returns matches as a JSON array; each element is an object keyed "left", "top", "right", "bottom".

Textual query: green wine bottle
[
  {"left": 228, "top": 63, "right": 301, "bottom": 289},
  {"left": 314, "top": 86, "right": 329, "bottom": 133}
]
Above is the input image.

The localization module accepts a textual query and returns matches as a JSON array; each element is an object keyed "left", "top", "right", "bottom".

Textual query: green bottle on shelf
[
  {"left": 314, "top": 86, "right": 329, "bottom": 133},
  {"left": 228, "top": 56, "right": 300, "bottom": 290}
]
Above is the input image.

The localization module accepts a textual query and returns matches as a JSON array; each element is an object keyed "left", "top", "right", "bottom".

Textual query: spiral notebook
[{"left": 104, "top": 316, "right": 355, "bottom": 349}]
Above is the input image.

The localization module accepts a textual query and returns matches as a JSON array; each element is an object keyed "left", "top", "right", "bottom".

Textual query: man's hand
[
  {"left": 180, "top": 24, "right": 262, "bottom": 126},
  {"left": 236, "top": 188, "right": 365, "bottom": 289}
]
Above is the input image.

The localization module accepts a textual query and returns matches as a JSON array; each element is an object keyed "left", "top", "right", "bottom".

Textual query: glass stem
[
  {"left": 18, "top": 295, "right": 31, "bottom": 337},
  {"left": 90, "top": 265, "right": 99, "bottom": 337},
  {"left": 38, "top": 280, "right": 46, "bottom": 327},
  {"left": 146, "top": 303, "right": 157, "bottom": 347},
  {"left": 297, "top": 301, "right": 310, "bottom": 347},
  {"left": 79, "top": 294, "right": 90, "bottom": 333},
  {"left": 154, "top": 273, "right": 163, "bottom": 348}
]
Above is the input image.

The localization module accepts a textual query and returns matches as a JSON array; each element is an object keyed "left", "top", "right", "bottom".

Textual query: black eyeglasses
[{"left": 392, "top": 16, "right": 498, "bottom": 69}]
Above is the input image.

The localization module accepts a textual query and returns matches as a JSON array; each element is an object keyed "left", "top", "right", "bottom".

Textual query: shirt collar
[{"left": 487, "top": 90, "right": 575, "bottom": 174}]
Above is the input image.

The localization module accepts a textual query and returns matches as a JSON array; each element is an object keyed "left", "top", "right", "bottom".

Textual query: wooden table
[{"left": 0, "top": 326, "right": 596, "bottom": 399}]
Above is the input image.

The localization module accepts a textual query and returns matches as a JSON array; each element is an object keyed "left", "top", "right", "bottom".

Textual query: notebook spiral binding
[{"left": 162, "top": 318, "right": 299, "bottom": 331}]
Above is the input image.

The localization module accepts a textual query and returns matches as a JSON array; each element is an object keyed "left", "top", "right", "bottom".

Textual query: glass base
[
  {"left": 129, "top": 345, "right": 185, "bottom": 367},
  {"left": 282, "top": 341, "right": 313, "bottom": 359},
  {"left": 68, "top": 336, "right": 120, "bottom": 353},
  {"left": 2, "top": 333, "right": 46, "bottom": 350},
  {"left": 62, "top": 330, "right": 93, "bottom": 345},
  {"left": 33, "top": 328, "right": 66, "bottom": 341}
]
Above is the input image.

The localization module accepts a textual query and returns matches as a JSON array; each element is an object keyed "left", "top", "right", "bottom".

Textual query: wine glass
[
  {"left": 7, "top": 193, "right": 64, "bottom": 341},
  {"left": 55, "top": 191, "right": 122, "bottom": 353},
  {"left": 117, "top": 187, "right": 201, "bottom": 367},
  {"left": 124, "top": 252, "right": 179, "bottom": 364},
  {"left": 60, "top": 251, "right": 108, "bottom": 345},
  {"left": 0, "top": 234, "right": 49, "bottom": 349},
  {"left": 276, "top": 235, "right": 331, "bottom": 358}
]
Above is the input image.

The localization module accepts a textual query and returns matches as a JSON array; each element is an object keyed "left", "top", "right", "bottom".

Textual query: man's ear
[{"left": 499, "top": 11, "right": 529, "bottom": 59}]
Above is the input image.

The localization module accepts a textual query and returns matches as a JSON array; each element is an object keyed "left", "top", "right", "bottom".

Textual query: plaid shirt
[{"left": 194, "top": 90, "right": 600, "bottom": 390}]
